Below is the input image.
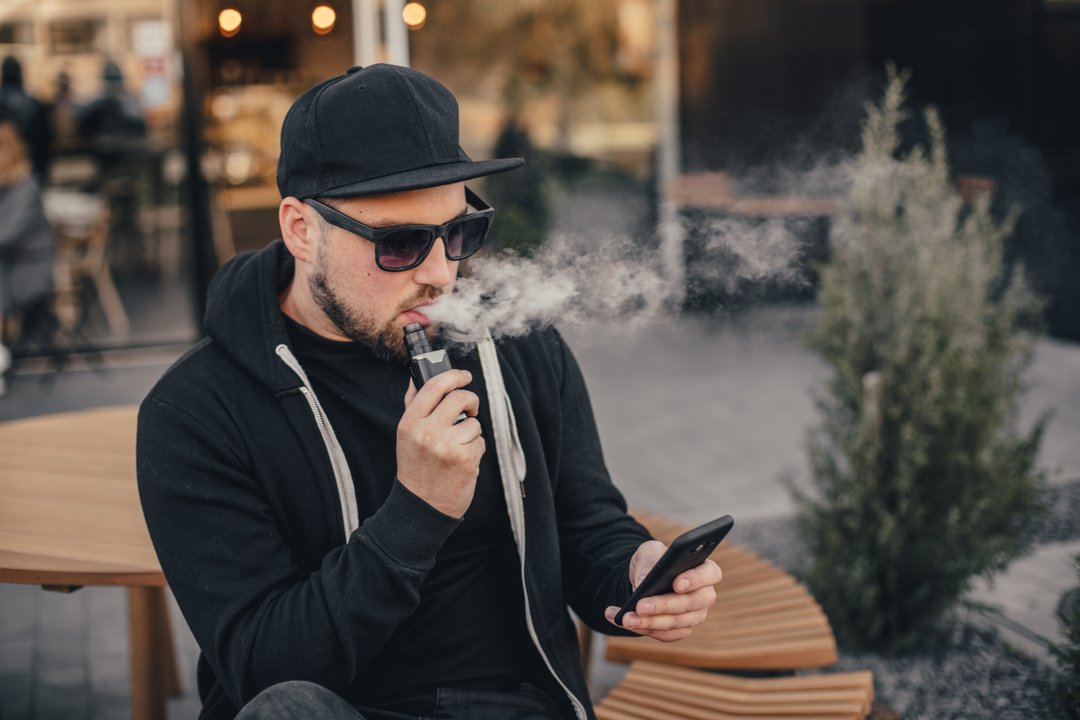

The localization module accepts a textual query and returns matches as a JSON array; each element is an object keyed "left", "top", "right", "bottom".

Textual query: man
[{"left": 137, "top": 64, "right": 722, "bottom": 720}]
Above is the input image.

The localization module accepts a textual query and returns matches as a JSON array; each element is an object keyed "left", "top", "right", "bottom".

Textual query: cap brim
[{"left": 317, "top": 158, "right": 525, "bottom": 198}]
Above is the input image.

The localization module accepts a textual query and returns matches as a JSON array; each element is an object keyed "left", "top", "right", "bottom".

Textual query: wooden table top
[{"left": 0, "top": 405, "right": 164, "bottom": 588}]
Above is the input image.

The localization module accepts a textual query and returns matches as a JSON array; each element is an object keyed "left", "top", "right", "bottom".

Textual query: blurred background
[{"left": 0, "top": 0, "right": 1077, "bottom": 350}]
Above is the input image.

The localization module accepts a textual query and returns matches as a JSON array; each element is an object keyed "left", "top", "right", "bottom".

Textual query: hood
[{"left": 204, "top": 240, "right": 304, "bottom": 394}]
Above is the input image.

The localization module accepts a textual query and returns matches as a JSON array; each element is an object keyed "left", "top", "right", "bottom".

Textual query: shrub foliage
[{"left": 795, "top": 67, "right": 1046, "bottom": 651}]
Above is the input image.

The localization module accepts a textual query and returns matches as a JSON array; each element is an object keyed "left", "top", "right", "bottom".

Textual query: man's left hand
[{"left": 604, "top": 540, "right": 722, "bottom": 642}]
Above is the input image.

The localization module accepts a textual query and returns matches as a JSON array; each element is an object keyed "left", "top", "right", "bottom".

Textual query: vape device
[
  {"left": 403, "top": 322, "right": 454, "bottom": 389},
  {"left": 403, "top": 322, "right": 467, "bottom": 423}
]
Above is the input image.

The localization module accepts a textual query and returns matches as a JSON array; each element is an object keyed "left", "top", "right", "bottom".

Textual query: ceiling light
[
  {"left": 312, "top": 4, "right": 337, "bottom": 35},
  {"left": 218, "top": 6, "right": 242, "bottom": 38},
  {"left": 402, "top": 2, "right": 427, "bottom": 31}
]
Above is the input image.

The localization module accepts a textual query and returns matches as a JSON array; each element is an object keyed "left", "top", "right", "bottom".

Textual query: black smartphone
[{"left": 614, "top": 514, "right": 734, "bottom": 627}]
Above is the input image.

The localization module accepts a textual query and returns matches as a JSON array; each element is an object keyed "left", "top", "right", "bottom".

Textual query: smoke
[
  {"left": 691, "top": 217, "right": 809, "bottom": 295},
  {"left": 429, "top": 233, "right": 671, "bottom": 339},
  {"left": 429, "top": 198, "right": 825, "bottom": 340}
]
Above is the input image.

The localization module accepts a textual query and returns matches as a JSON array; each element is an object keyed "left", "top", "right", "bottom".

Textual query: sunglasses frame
[{"left": 303, "top": 187, "right": 494, "bottom": 272}]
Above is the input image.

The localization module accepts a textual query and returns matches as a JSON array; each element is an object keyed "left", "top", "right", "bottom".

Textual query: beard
[{"left": 308, "top": 245, "right": 442, "bottom": 363}]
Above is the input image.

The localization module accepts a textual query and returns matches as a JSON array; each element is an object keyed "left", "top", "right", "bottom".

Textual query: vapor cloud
[{"left": 428, "top": 208, "right": 816, "bottom": 341}]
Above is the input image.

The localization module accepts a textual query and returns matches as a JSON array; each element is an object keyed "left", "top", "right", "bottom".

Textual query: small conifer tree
[
  {"left": 794, "top": 66, "right": 1045, "bottom": 651},
  {"left": 487, "top": 118, "right": 551, "bottom": 256}
]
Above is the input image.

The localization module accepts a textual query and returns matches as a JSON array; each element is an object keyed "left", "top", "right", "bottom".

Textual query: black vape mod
[
  {"left": 403, "top": 322, "right": 454, "bottom": 389},
  {"left": 403, "top": 322, "right": 467, "bottom": 423}
]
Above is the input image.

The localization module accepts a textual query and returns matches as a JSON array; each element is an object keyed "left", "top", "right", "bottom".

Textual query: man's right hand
[{"left": 396, "top": 369, "right": 485, "bottom": 518}]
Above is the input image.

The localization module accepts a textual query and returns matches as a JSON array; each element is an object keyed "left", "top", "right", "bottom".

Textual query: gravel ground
[{"left": 733, "top": 478, "right": 1080, "bottom": 719}]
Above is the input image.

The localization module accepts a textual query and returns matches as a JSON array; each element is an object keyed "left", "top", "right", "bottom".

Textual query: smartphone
[{"left": 614, "top": 514, "right": 734, "bottom": 627}]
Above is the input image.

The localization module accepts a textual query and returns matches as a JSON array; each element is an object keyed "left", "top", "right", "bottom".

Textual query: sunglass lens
[
  {"left": 379, "top": 229, "right": 432, "bottom": 269},
  {"left": 446, "top": 217, "right": 489, "bottom": 260}
]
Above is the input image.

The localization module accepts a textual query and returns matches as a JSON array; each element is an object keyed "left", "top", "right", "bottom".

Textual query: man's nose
[{"left": 412, "top": 237, "right": 455, "bottom": 287}]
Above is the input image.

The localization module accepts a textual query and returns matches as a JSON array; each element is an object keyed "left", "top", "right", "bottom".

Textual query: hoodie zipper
[
  {"left": 480, "top": 334, "right": 586, "bottom": 720},
  {"left": 276, "top": 344, "right": 358, "bottom": 539},
  {"left": 504, "top": 394, "right": 525, "bottom": 500}
]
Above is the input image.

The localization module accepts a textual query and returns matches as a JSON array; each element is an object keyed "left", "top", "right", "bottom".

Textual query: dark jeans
[{"left": 234, "top": 679, "right": 570, "bottom": 720}]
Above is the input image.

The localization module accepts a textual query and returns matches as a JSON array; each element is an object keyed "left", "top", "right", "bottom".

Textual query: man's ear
[{"left": 279, "top": 197, "right": 317, "bottom": 264}]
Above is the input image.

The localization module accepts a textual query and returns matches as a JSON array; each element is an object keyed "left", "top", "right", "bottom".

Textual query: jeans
[{"left": 234, "top": 679, "right": 570, "bottom": 720}]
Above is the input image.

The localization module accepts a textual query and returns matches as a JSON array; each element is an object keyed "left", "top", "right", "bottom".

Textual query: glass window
[
  {"left": 0, "top": 21, "right": 35, "bottom": 45},
  {"left": 48, "top": 18, "right": 108, "bottom": 56}
]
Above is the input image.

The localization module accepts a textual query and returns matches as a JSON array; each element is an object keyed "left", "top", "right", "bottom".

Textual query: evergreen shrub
[
  {"left": 486, "top": 119, "right": 551, "bottom": 256},
  {"left": 794, "top": 66, "right": 1046, "bottom": 652}
]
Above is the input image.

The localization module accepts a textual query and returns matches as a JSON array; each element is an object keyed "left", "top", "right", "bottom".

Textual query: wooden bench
[
  {"left": 596, "top": 661, "right": 874, "bottom": 720},
  {"left": 602, "top": 513, "right": 838, "bottom": 671}
]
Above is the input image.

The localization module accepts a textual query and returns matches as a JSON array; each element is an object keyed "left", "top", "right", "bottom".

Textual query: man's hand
[
  {"left": 604, "top": 540, "right": 722, "bottom": 642},
  {"left": 397, "top": 369, "right": 485, "bottom": 518}
]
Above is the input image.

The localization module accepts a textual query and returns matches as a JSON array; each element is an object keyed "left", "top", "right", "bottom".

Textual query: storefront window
[{"left": 1, "top": 0, "right": 197, "bottom": 358}]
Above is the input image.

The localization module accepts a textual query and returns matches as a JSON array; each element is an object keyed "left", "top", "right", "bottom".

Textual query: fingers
[
  {"left": 446, "top": 416, "right": 483, "bottom": 445},
  {"left": 431, "top": 389, "right": 481, "bottom": 426},
  {"left": 604, "top": 557, "right": 724, "bottom": 642},
  {"left": 628, "top": 540, "right": 667, "bottom": 587},
  {"left": 672, "top": 559, "right": 723, "bottom": 593},
  {"left": 605, "top": 584, "right": 715, "bottom": 624},
  {"left": 402, "top": 369, "right": 473, "bottom": 417}
]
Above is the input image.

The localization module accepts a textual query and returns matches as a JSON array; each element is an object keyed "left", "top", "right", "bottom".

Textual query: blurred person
[
  {"left": 77, "top": 60, "right": 148, "bottom": 262},
  {"left": 76, "top": 60, "right": 147, "bottom": 178},
  {"left": 0, "top": 56, "right": 52, "bottom": 184},
  {"left": 0, "top": 118, "right": 53, "bottom": 396},
  {"left": 46, "top": 70, "right": 81, "bottom": 152},
  {"left": 137, "top": 65, "right": 723, "bottom": 720}
]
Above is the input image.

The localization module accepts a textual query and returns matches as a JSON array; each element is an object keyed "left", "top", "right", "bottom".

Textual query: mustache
[{"left": 398, "top": 285, "right": 443, "bottom": 314}]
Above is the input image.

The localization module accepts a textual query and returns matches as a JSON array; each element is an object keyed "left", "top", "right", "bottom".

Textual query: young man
[{"left": 137, "top": 64, "right": 722, "bottom": 720}]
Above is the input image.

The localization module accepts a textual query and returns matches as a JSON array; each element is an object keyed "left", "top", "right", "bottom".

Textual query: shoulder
[
  {"left": 141, "top": 338, "right": 255, "bottom": 421},
  {"left": 495, "top": 326, "right": 570, "bottom": 376},
  {"left": 138, "top": 338, "right": 271, "bottom": 464}
]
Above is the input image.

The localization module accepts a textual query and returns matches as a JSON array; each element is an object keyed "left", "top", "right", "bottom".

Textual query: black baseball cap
[{"left": 277, "top": 64, "right": 523, "bottom": 199}]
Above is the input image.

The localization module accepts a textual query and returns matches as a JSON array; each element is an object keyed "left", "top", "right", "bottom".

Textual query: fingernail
[
  {"left": 625, "top": 615, "right": 640, "bottom": 628},
  {"left": 677, "top": 579, "right": 690, "bottom": 591},
  {"left": 604, "top": 608, "right": 615, "bottom": 621},
  {"left": 639, "top": 601, "right": 653, "bottom": 615}
]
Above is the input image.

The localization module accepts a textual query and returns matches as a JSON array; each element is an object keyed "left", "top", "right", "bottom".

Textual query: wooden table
[{"left": 0, "top": 405, "right": 180, "bottom": 720}]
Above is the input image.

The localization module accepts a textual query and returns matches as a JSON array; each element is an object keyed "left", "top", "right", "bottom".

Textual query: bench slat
[{"left": 597, "top": 662, "right": 874, "bottom": 720}]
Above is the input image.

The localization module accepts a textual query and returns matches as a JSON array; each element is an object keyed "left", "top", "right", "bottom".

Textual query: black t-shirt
[{"left": 284, "top": 317, "right": 540, "bottom": 704}]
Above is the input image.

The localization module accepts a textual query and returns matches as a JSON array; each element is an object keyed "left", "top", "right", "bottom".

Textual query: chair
[{"left": 50, "top": 192, "right": 130, "bottom": 337}]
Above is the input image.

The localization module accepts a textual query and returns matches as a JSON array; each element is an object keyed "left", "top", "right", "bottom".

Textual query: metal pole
[
  {"left": 656, "top": 0, "right": 684, "bottom": 304},
  {"left": 354, "top": 0, "right": 380, "bottom": 67},
  {"left": 383, "top": 0, "right": 410, "bottom": 67},
  {"left": 176, "top": 0, "right": 215, "bottom": 333}
]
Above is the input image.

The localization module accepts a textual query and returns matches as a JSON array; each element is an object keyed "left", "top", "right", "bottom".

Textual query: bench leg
[{"left": 128, "top": 586, "right": 181, "bottom": 720}]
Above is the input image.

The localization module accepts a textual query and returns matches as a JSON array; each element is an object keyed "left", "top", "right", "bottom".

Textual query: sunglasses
[{"left": 304, "top": 187, "right": 494, "bottom": 272}]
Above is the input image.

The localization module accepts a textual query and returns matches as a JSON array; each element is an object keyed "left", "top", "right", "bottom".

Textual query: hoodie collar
[{"left": 204, "top": 240, "right": 307, "bottom": 394}]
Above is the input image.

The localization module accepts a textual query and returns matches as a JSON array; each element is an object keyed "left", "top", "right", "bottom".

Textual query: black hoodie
[{"left": 136, "top": 241, "right": 650, "bottom": 719}]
